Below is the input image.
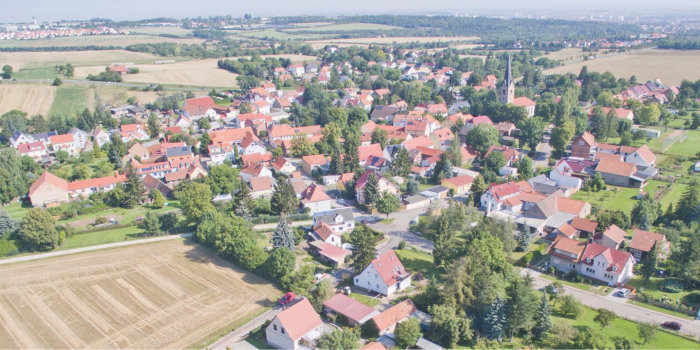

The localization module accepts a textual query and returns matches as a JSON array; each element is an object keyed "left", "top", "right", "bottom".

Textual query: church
[{"left": 499, "top": 54, "right": 536, "bottom": 117}]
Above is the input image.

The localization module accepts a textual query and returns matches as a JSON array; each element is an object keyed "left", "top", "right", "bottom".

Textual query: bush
[
  {"left": 398, "top": 240, "right": 406, "bottom": 250},
  {"left": 662, "top": 278, "right": 685, "bottom": 293},
  {"left": 94, "top": 216, "right": 109, "bottom": 225},
  {"left": 0, "top": 238, "right": 19, "bottom": 257}
]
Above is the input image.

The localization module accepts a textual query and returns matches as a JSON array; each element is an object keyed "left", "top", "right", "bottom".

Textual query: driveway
[
  {"left": 368, "top": 206, "right": 436, "bottom": 253},
  {"left": 522, "top": 268, "right": 700, "bottom": 338}
]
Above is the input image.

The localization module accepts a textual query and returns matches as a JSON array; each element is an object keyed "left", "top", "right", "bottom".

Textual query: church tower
[{"left": 499, "top": 54, "right": 515, "bottom": 104}]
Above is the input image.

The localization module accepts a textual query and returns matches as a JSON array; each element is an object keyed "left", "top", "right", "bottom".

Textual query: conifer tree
[
  {"left": 363, "top": 172, "right": 380, "bottom": 206},
  {"left": 641, "top": 242, "right": 658, "bottom": 280},
  {"left": 234, "top": 182, "right": 254, "bottom": 221},
  {"left": 482, "top": 296, "right": 505, "bottom": 341},
  {"left": 532, "top": 293, "right": 552, "bottom": 340},
  {"left": 272, "top": 216, "right": 295, "bottom": 251}
]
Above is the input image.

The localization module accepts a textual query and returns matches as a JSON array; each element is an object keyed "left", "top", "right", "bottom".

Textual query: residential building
[
  {"left": 28, "top": 172, "right": 126, "bottom": 207},
  {"left": 312, "top": 208, "right": 355, "bottom": 234},
  {"left": 302, "top": 154, "right": 328, "bottom": 176},
  {"left": 629, "top": 229, "right": 670, "bottom": 262},
  {"left": 570, "top": 132, "right": 597, "bottom": 159},
  {"left": 595, "top": 224, "right": 626, "bottom": 249},
  {"left": 250, "top": 176, "right": 274, "bottom": 199},
  {"left": 354, "top": 250, "right": 411, "bottom": 296},
  {"left": 300, "top": 183, "right": 333, "bottom": 214},
  {"left": 355, "top": 170, "right": 399, "bottom": 205},
  {"left": 323, "top": 294, "right": 379, "bottom": 326},
  {"left": 549, "top": 236, "right": 635, "bottom": 286},
  {"left": 265, "top": 298, "right": 323, "bottom": 350},
  {"left": 440, "top": 175, "right": 474, "bottom": 195},
  {"left": 311, "top": 222, "right": 343, "bottom": 247}
]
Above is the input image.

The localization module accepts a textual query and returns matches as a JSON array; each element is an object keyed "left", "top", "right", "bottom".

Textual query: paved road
[
  {"left": 209, "top": 307, "right": 282, "bottom": 350},
  {"left": 254, "top": 220, "right": 313, "bottom": 231},
  {"left": 523, "top": 268, "right": 700, "bottom": 338},
  {"left": 0, "top": 233, "right": 193, "bottom": 266},
  {"left": 368, "top": 206, "right": 436, "bottom": 253}
]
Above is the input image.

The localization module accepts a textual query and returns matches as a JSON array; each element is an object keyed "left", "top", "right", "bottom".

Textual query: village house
[
  {"left": 300, "top": 183, "right": 333, "bottom": 214},
  {"left": 354, "top": 250, "right": 411, "bottom": 296},
  {"left": 181, "top": 96, "right": 218, "bottom": 120},
  {"left": 595, "top": 158, "right": 647, "bottom": 188},
  {"left": 302, "top": 154, "right": 328, "bottom": 176},
  {"left": 49, "top": 133, "right": 77, "bottom": 156},
  {"left": 549, "top": 236, "right": 635, "bottom": 286},
  {"left": 311, "top": 222, "right": 343, "bottom": 247},
  {"left": 265, "top": 298, "right": 324, "bottom": 350},
  {"left": 595, "top": 224, "right": 626, "bottom": 249},
  {"left": 312, "top": 208, "right": 355, "bottom": 234},
  {"left": 570, "top": 132, "right": 597, "bottom": 160},
  {"left": 272, "top": 157, "right": 296, "bottom": 175},
  {"left": 367, "top": 299, "right": 430, "bottom": 335},
  {"left": 355, "top": 170, "right": 400, "bottom": 205},
  {"left": 249, "top": 176, "right": 274, "bottom": 199},
  {"left": 17, "top": 142, "right": 48, "bottom": 162},
  {"left": 629, "top": 229, "right": 670, "bottom": 262},
  {"left": 28, "top": 172, "right": 126, "bottom": 207},
  {"left": 512, "top": 96, "right": 536, "bottom": 117},
  {"left": 440, "top": 175, "right": 474, "bottom": 196},
  {"left": 322, "top": 293, "right": 379, "bottom": 326}
]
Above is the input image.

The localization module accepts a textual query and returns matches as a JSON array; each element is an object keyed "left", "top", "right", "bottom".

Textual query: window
[
  {"left": 273, "top": 325, "right": 277, "bottom": 331},
  {"left": 281, "top": 328, "right": 285, "bottom": 334},
  {"left": 355, "top": 278, "right": 359, "bottom": 283}
]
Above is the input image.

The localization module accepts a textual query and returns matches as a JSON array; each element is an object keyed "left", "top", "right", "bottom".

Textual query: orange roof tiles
[
  {"left": 275, "top": 298, "right": 321, "bottom": 340},
  {"left": 372, "top": 299, "right": 416, "bottom": 332},
  {"left": 630, "top": 229, "right": 666, "bottom": 252}
]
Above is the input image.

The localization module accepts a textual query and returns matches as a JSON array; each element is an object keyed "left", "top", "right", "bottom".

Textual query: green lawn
[
  {"left": 550, "top": 306, "right": 699, "bottom": 349},
  {"left": 12, "top": 67, "right": 57, "bottom": 80},
  {"left": 627, "top": 276, "right": 700, "bottom": 309},
  {"left": 349, "top": 292, "right": 381, "bottom": 307},
  {"left": 665, "top": 130, "right": 700, "bottom": 157},
  {"left": 57, "top": 201, "right": 180, "bottom": 228},
  {"left": 285, "top": 23, "right": 400, "bottom": 32},
  {"left": 61, "top": 225, "right": 147, "bottom": 249},
  {"left": 571, "top": 179, "right": 685, "bottom": 213},
  {"left": 3, "top": 202, "right": 31, "bottom": 219},
  {"left": 49, "top": 85, "right": 88, "bottom": 116},
  {"left": 395, "top": 248, "right": 442, "bottom": 277}
]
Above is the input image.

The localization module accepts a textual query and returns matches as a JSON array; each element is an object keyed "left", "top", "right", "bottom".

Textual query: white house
[
  {"left": 311, "top": 222, "right": 343, "bottom": 247},
  {"left": 92, "top": 126, "right": 111, "bottom": 148},
  {"left": 300, "top": 183, "right": 333, "bottom": 214},
  {"left": 625, "top": 145, "right": 656, "bottom": 168},
  {"left": 354, "top": 250, "right": 412, "bottom": 296},
  {"left": 549, "top": 236, "right": 634, "bottom": 286},
  {"left": 549, "top": 161, "right": 583, "bottom": 191},
  {"left": 265, "top": 298, "right": 323, "bottom": 350},
  {"left": 50, "top": 133, "right": 78, "bottom": 156},
  {"left": 69, "top": 127, "right": 89, "bottom": 150},
  {"left": 312, "top": 208, "right": 355, "bottom": 234},
  {"left": 272, "top": 157, "right": 296, "bottom": 175}
]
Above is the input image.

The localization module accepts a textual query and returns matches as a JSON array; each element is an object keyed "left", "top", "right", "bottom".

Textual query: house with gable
[
  {"left": 629, "top": 229, "right": 670, "bottom": 262},
  {"left": 355, "top": 170, "right": 399, "bottom": 205},
  {"left": 182, "top": 96, "right": 218, "bottom": 120},
  {"left": 272, "top": 157, "right": 296, "bottom": 175},
  {"left": 311, "top": 222, "right": 343, "bottom": 247},
  {"left": 312, "top": 207, "right": 355, "bottom": 235},
  {"left": 595, "top": 224, "right": 626, "bottom": 249},
  {"left": 50, "top": 133, "right": 77, "bottom": 156},
  {"left": 570, "top": 131, "right": 597, "bottom": 159},
  {"left": 354, "top": 250, "right": 412, "bottom": 296},
  {"left": 28, "top": 172, "right": 126, "bottom": 207},
  {"left": 323, "top": 293, "right": 379, "bottom": 326},
  {"left": 300, "top": 183, "right": 333, "bottom": 214},
  {"left": 265, "top": 298, "right": 324, "bottom": 350},
  {"left": 549, "top": 236, "right": 635, "bottom": 286}
]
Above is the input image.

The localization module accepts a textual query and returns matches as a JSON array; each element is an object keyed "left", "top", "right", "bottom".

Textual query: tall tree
[
  {"left": 199, "top": 132, "right": 211, "bottom": 156},
  {"left": 265, "top": 247, "right": 295, "bottom": 282},
  {"left": 505, "top": 276, "right": 536, "bottom": 342},
  {"left": 482, "top": 296, "right": 506, "bottom": 341},
  {"left": 349, "top": 224, "right": 375, "bottom": 271},
  {"left": 147, "top": 113, "right": 160, "bottom": 138},
  {"left": 433, "top": 213, "right": 456, "bottom": 266},
  {"left": 122, "top": 162, "right": 144, "bottom": 208},
  {"left": 0, "top": 148, "right": 29, "bottom": 205},
  {"left": 343, "top": 130, "right": 361, "bottom": 173},
  {"left": 429, "top": 304, "right": 472, "bottom": 348},
  {"left": 108, "top": 133, "right": 126, "bottom": 169},
  {"left": 20, "top": 208, "right": 57, "bottom": 251},
  {"left": 329, "top": 146, "right": 343, "bottom": 175},
  {"left": 518, "top": 117, "right": 544, "bottom": 155},
  {"left": 470, "top": 174, "right": 487, "bottom": 207},
  {"left": 465, "top": 124, "right": 500, "bottom": 156},
  {"left": 0, "top": 210, "right": 19, "bottom": 237},
  {"left": 431, "top": 153, "right": 453, "bottom": 184},
  {"left": 362, "top": 172, "right": 380, "bottom": 206},
  {"left": 532, "top": 292, "right": 552, "bottom": 340},
  {"left": 316, "top": 328, "right": 360, "bottom": 350},
  {"left": 391, "top": 147, "right": 412, "bottom": 177},
  {"left": 394, "top": 318, "right": 422, "bottom": 349},
  {"left": 234, "top": 181, "right": 254, "bottom": 221},
  {"left": 205, "top": 165, "right": 239, "bottom": 195},
  {"left": 593, "top": 308, "right": 616, "bottom": 330},
  {"left": 371, "top": 128, "right": 388, "bottom": 149},
  {"left": 447, "top": 138, "right": 463, "bottom": 167},
  {"left": 641, "top": 242, "right": 658, "bottom": 281},
  {"left": 675, "top": 183, "right": 699, "bottom": 224},
  {"left": 271, "top": 176, "right": 299, "bottom": 215},
  {"left": 176, "top": 182, "right": 214, "bottom": 223},
  {"left": 139, "top": 211, "right": 161, "bottom": 236},
  {"left": 272, "top": 217, "right": 295, "bottom": 251},
  {"left": 376, "top": 191, "right": 400, "bottom": 218},
  {"left": 290, "top": 136, "right": 316, "bottom": 157}
]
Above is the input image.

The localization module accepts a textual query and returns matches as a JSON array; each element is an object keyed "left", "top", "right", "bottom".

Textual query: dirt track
[{"left": 0, "top": 239, "right": 280, "bottom": 349}]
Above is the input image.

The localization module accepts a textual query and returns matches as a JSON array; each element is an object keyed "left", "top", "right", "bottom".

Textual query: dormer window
[
  {"left": 612, "top": 266, "right": 618, "bottom": 272},
  {"left": 586, "top": 258, "right": 591, "bottom": 263}
]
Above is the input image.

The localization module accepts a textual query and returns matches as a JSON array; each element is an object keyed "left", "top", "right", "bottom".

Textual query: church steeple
[{"left": 499, "top": 53, "right": 515, "bottom": 104}]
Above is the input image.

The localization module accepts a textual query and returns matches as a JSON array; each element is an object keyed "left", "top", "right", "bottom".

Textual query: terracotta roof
[
  {"left": 50, "top": 133, "right": 74, "bottom": 144},
  {"left": 630, "top": 229, "right": 666, "bottom": 252},
  {"left": 361, "top": 342, "right": 387, "bottom": 350},
  {"left": 68, "top": 174, "right": 126, "bottom": 191},
  {"left": 301, "top": 154, "right": 326, "bottom": 168},
  {"left": 602, "top": 224, "right": 627, "bottom": 244},
  {"left": 240, "top": 163, "right": 266, "bottom": 176},
  {"left": 29, "top": 172, "right": 68, "bottom": 196},
  {"left": 470, "top": 115, "right": 493, "bottom": 125},
  {"left": 241, "top": 152, "right": 272, "bottom": 166},
  {"left": 550, "top": 236, "right": 586, "bottom": 260},
  {"left": 556, "top": 197, "right": 587, "bottom": 215},
  {"left": 372, "top": 299, "right": 416, "bottom": 332},
  {"left": 570, "top": 217, "right": 599, "bottom": 233},
  {"left": 249, "top": 176, "right": 272, "bottom": 192},
  {"left": 314, "top": 241, "right": 350, "bottom": 263},
  {"left": 269, "top": 124, "right": 322, "bottom": 139},
  {"left": 594, "top": 152, "right": 623, "bottom": 162},
  {"left": 558, "top": 223, "right": 577, "bottom": 238},
  {"left": 273, "top": 157, "right": 288, "bottom": 171},
  {"left": 323, "top": 293, "right": 377, "bottom": 324},
  {"left": 370, "top": 250, "right": 408, "bottom": 287},
  {"left": 634, "top": 145, "right": 656, "bottom": 164},
  {"left": 596, "top": 158, "right": 636, "bottom": 177},
  {"left": 580, "top": 242, "right": 633, "bottom": 273},
  {"left": 488, "top": 182, "right": 522, "bottom": 201},
  {"left": 402, "top": 136, "right": 433, "bottom": 150},
  {"left": 441, "top": 175, "right": 474, "bottom": 188},
  {"left": 275, "top": 298, "right": 322, "bottom": 340},
  {"left": 484, "top": 145, "right": 519, "bottom": 161},
  {"left": 313, "top": 222, "right": 339, "bottom": 241},
  {"left": 184, "top": 96, "right": 215, "bottom": 107},
  {"left": 512, "top": 96, "right": 536, "bottom": 107},
  {"left": 358, "top": 143, "right": 384, "bottom": 162},
  {"left": 300, "top": 183, "right": 331, "bottom": 203},
  {"left": 577, "top": 131, "right": 596, "bottom": 147},
  {"left": 209, "top": 127, "right": 257, "bottom": 145}
]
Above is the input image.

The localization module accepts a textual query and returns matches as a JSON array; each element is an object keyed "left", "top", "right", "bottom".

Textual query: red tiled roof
[
  {"left": 300, "top": 183, "right": 331, "bottom": 203},
  {"left": 184, "top": 96, "right": 215, "bottom": 107},
  {"left": 630, "top": 229, "right": 666, "bottom": 252},
  {"left": 550, "top": 236, "right": 586, "bottom": 260},
  {"left": 241, "top": 152, "right": 272, "bottom": 166},
  {"left": 323, "top": 293, "right": 377, "bottom": 324},
  {"left": 29, "top": 172, "right": 67, "bottom": 196},
  {"left": 556, "top": 197, "right": 587, "bottom": 215},
  {"left": 315, "top": 241, "right": 350, "bottom": 263},
  {"left": 596, "top": 158, "right": 636, "bottom": 177},
  {"left": 50, "top": 133, "right": 74, "bottom": 144},
  {"left": 580, "top": 242, "right": 633, "bottom": 273},
  {"left": 249, "top": 176, "right": 272, "bottom": 192},
  {"left": 402, "top": 136, "right": 432, "bottom": 150},
  {"left": 372, "top": 299, "right": 416, "bottom": 332},
  {"left": 313, "top": 222, "right": 338, "bottom": 241},
  {"left": 602, "top": 224, "right": 627, "bottom": 244},
  {"left": 273, "top": 157, "right": 288, "bottom": 171},
  {"left": 488, "top": 182, "right": 522, "bottom": 201},
  {"left": 441, "top": 175, "right": 474, "bottom": 187},
  {"left": 512, "top": 96, "right": 536, "bottom": 107},
  {"left": 361, "top": 342, "right": 387, "bottom": 350},
  {"left": 209, "top": 127, "right": 257, "bottom": 145},
  {"left": 302, "top": 154, "right": 327, "bottom": 166},
  {"left": 634, "top": 145, "right": 656, "bottom": 164},
  {"left": 358, "top": 143, "right": 384, "bottom": 162},
  {"left": 67, "top": 174, "right": 126, "bottom": 191},
  {"left": 558, "top": 223, "right": 577, "bottom": 237},
  {"left": 370, "top": 250, "right": 408, "bottom": 287},
  {"left": 275, "top": 298, "right": 322, "bottom": 340},
  {"left": 570, "top": 217, "right": 599, "bottom": 233}
]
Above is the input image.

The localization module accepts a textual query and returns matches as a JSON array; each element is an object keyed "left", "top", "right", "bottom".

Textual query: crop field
[
  {"left": 545, "top": 49, "right": 700, "bottom": 86},
  {"left": 0, "top": 239, "right": 280, "bottom": 349},
  {"left": 237, "top": 29, "right": 331, "bottom": 41},
  {"left": 0, "top": 84, "right": 56, "bottom": 116},
  {"left": 0, "top": 50, "right": 160, "bottom": 70},
  {"left": 0, "top": 35, "right": 203, "bottom": 49},
  {"left": 123, "top": 26, "right": 193, "bottom": 36},
  {"left": 305, "top": 36, "right": 479, "bottom": 49},
  {"left": 542, "top": 48, "right": 585, "bottom": 62},
  {"left": 285, "top": 23, "right": 401, "bottom": 32},
  {"left": 49, "top": 86, "right": 89, "bottom": 117}
]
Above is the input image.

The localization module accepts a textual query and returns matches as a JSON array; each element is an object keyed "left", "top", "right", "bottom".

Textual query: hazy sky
[{"left": 3, "top": 0, "right": 699, "bottom": 23}]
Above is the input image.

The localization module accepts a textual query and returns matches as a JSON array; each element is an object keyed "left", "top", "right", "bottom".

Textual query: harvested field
[
  {"left": 545, "top": 49, "right": 700, "bottom": 86},
  {"left": 306, "top": 36, "right": 479, "bottom": 49},
  {"left": 543, "top": 48, "right": 585, "bottom": 62},
  {"left": 0, "top": 35, "right": 203, "bottom": 49},
  {"left": 88, "top": 85, "right": 162, "bottom": 106},
  {"left": 285, "top": 23, "right": 400, "bottom": 32},
  {"left": 0, "top": 84, "right": 56, "bottom": 116},
  {"left": 0, "top": 239, "right": 280, "bottom": 349},
  {"left": 75, "top": 59, "right": 238, "bottom": 87},
  {"left": 0, "top": 50, "right": 160, "bottom": 70},
  {"left": 123, "top": 26, "right": 193, "bottom": 36}
]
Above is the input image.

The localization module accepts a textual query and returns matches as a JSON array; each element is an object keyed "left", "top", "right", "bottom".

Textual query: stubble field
[
  {"left": 0, "top": 35, "right": 203, "bottom": 48},
  {"left": 0, "top": 239, "right": 280, "bottom": 349},
  {"left": 0, "top": 84, "right": 56, "bottom": 116},
  {"left": 0, "top": 50, "right": 160, "bottom": 70},
  {"left": 545, "top": 49, "right": 700, "bottom": 86}
]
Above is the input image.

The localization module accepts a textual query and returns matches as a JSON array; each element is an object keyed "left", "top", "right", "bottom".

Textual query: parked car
[
  {"left": 278, "top": 292, "right": 295, "bottom": 305},
  {"left": 661, "top": 321, "right": 681, "bottom": 331},
  {"left": 616, "top": 288, "right": 631, "bottom": 298},
  {"left": 546, "top": 284, "right": 559, "bottom": 295}
]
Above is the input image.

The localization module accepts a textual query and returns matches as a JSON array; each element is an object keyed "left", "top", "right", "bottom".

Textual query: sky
[{"left": 2, "top": 0, "right": 700, "bottom": 23}]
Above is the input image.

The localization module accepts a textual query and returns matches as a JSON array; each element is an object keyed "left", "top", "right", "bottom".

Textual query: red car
[
  {"left": 278, "top": 292, "right": 295, "bottom": 305},
  {"left": 661, "top": 321, "right": 681, "bottom": 331}
]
